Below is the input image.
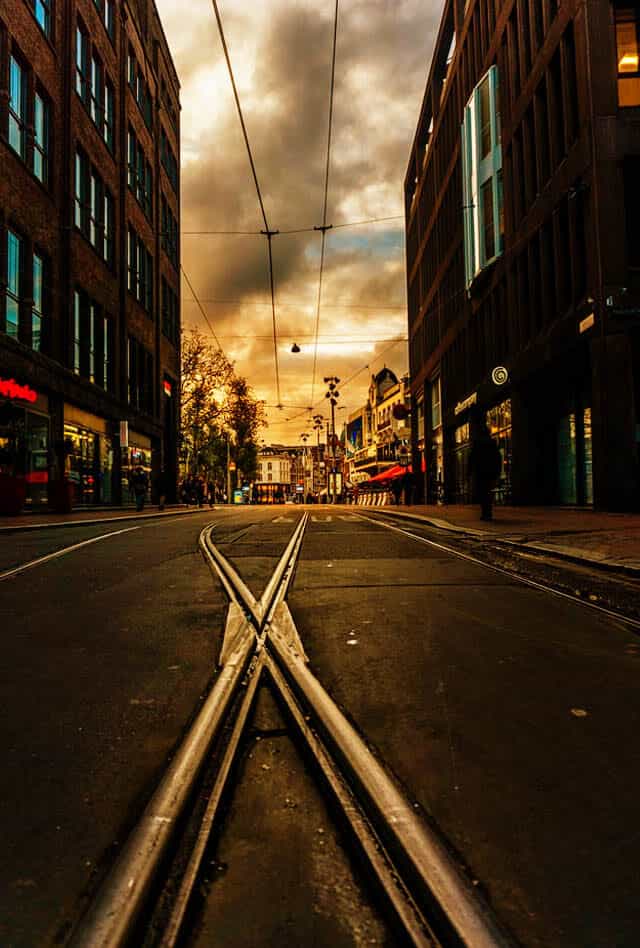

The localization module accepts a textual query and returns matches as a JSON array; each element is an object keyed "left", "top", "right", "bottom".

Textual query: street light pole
[
  {"left": 324, "top": 377, "right": 340, "bottom": 502},
  {"left": 300, "top": 433, "right": 309, "bottom": 502}
]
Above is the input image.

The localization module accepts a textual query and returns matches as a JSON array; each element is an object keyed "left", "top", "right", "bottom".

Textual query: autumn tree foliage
[{"left": 180, "top": 329, "right": 266, "bottom": 487}]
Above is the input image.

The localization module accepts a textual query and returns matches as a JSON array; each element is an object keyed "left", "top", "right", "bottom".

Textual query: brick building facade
[
  {"left": 406, "top": 0, "right": 640, "bottom": 511},
  {"left": 0, "top": 0, "right": 180, "bottom": 511}
]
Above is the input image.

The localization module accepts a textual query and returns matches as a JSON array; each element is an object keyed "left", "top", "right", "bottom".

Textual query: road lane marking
[
  {"left": 0, "top": 526, "right": 141, "bottom": 582},
  {"left": 272, "top": 516, "right": 294, "bottom": 523},
  {"left": 311, "top": 515, "right": 332, "bottom": 522}
]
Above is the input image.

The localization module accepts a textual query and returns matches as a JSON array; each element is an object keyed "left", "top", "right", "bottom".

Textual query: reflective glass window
[
  {"left": 9, "top": 57, "right": 26, "bottom": 158},
  {"left": 6, "top": 230, "right": 21, "bottom": 339},
  {"left": 32, "top": 253, "right": 44, "bottom": 352},
  {"left": 34, "top": 92, "right": 49, "bottom": 184}
]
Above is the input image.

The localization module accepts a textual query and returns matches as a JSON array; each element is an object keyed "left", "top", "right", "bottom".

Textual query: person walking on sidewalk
[
  {"left": 468, "top": 409, "right": 502, "bottom": 521},
  {"left": 131, "top": 466, "right": 149, "bottom": 512}
]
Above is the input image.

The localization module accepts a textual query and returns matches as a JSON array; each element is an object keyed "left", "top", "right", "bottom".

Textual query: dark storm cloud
[{"left": 155, "top": 0, "right": 441, "bottom": 435}]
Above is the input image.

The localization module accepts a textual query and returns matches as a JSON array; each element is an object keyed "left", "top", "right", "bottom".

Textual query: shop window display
[
  {"left": 0, "top": 403, "right": 50, "bottom": 510},
  {"left": 486, "top": 399, "right": 512, "bottom": 503},
  {"left": 64, "top": 424, "right": 97, "bottom": 505}
]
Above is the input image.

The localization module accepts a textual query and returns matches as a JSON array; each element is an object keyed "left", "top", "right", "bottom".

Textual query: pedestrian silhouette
[{"left": 468, "top": 408, "right": 502, "bottom": 521}]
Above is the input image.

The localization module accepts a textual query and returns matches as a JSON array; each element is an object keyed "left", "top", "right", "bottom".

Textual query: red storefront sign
[{"left": 0, "top": 377, "right": 38, "bottom": 404}]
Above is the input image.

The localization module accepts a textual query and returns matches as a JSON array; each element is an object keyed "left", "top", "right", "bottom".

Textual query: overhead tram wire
[
  {"left": 181, "top": 216, "right": 404, "bottom": 237},
  {"left": 180, "top": 264, "right": 225, "bottom": 353},
  {"left": 310, "top": 0, "right": 339, "bottom": 409},
  {"left": 209, "top": 0, "right": 282, "bottom": 408}
]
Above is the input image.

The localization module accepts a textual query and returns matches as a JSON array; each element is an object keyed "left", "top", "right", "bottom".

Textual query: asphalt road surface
[{"left": 1, "top": 507, "right": 638, "bottom": 947}]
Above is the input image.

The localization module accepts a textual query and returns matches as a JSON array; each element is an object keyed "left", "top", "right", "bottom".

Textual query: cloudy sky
[{"left": 154, "top": 0, "right": 440, "bottom": 444}]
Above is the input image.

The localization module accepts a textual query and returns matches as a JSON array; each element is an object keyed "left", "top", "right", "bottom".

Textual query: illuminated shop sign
[
  {"left": 0, "top": 377, "right": 38, "bottom": 404},
  {"left": 454, "top": 392, "right": 477, "bottom": 416},
  {"left": 163, "top": 379, "right": 173, "bottom": 397}
]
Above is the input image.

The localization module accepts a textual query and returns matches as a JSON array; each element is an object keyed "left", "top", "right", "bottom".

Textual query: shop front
[
  {"left": 0, "top": 376, "right": 51, "bottom": 512},
  {"left": 450, "top": 396, "right": 512, "bottom": 505},
  {"left": 63, "top": 404, "right": 115, "bottom": 506}
]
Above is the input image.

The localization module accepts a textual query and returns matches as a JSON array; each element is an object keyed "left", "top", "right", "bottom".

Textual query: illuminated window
[
  {"left": 461, "top": 66, "right": 504, "bottom": 287},
  {"left": 616, "top": 6, "right": 640, "bottom": 106}
]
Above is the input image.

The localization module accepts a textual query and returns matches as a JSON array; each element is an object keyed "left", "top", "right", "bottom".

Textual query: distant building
[
  {"left": 345, "top": 368, "right": 411, "bottom": 484},
  {"left": 0, "top": 0, "right": 181, "bottom": 512},
  {"left": 406, "top": 0, "right": 640, "bottom": 510},
  {"left": 255, "top": 446, "right": 291, "bottom": 502}
]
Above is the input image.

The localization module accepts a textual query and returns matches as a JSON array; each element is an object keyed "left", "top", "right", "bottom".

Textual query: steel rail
[
  {"left": 70, "top": 622, "right": 255, "bottom": 948},
  {"left": 266, "top": 620, "right": 514, "bottom": 948},
  {"left": 0, "top": 526, "right": 141, "bottom": 582},
  {"left": 264, "top": 651, "right": 434, "bottom": 947},
  {"left": 73, "top": 515, "right": 512, "bottom": 948},
  {"left": 160, "top": 654, "right": 265, "bottom": 948},
  {"left": 258, "top": 512, "right": 308, "bottom": 630},
  {"left": 359, "top": 511, "right": 640, "bottom": 632}
]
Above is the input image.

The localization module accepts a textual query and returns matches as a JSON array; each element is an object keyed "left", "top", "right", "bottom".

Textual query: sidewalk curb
[
  {"left": 367, "top": 508, "right": 640, "bottom": 578},
  {"left": 0, "top": 506, "right": 223, "bottom": 534}
]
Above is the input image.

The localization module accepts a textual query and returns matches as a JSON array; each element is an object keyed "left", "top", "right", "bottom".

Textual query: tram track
[
  {"left": 357, "top": 510, "right": 640, "bottom": 632},
  {"left": 70, "top": 513, "right": 514, "bottom": 948}
]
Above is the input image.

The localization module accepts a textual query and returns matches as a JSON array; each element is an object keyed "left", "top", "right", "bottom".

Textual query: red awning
[{"left": 367, "top": 464, "right": 410, "bottom": 483}]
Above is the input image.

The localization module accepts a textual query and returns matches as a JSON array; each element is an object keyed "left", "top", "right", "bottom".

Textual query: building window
[
  {"left": 76, "top": 29, "right": 114, "bottom": 148},
  {"left": 75, "top": 151, "right": 113, "bottom": 265},
  {"left": 73, "top": 291, "right": 82, "bottom": 374},
  {"left": 32, "top": 253, "right": 45, "bottom": 352},
  {"left": 32, "top": 0, "right": 52, "bottom": 37},
  {"left": 461, "top": 66, "right": 504, "bottom": 287},
  {"left": 103, "top": 80, "right": 114, "bottom": 149},
  {"left": 5, "top": 230, "right": 22, "bottom": 340},
  {"left": 76, "top": 24, "right": 90, "bottom": 104},
  {"left": 33, "top": 92, "right": 50, "bottom": 184},
  {"left": 430, "top": 376, "right": 441, "bottom": 429},
  {"left": 93, "top": 0, "right": 115, "bottom": 39},
  {"left": 616, "top": 5, "right": 640, "bottom": 106},
  {"left": 128, "top": 337, "right": 153, "bottom": 413},
  {"left": 103, "top": 316, "right": 112, "bottom": 390},
  {"left": 128, "top": 50, "right": 154, "bottom": 129},
  {"left": 9, "top": 56, "right": 26, "bottom": 159},
  {"left": 73, "top": 290, "right": 112, "bottom": 387},
  {"left": 75, "top": 149, "right": 88, "bottom": 232},
  {"left": 127, "top": 227, "right": 153, "bottom": 311},
  {"left": 161, "top": 127, "right": 179, "bottom": 192},
  {"left": 127, "top": 128, "right": 153, "bottom": 217},
  {"left": 90, "top": 53, "right": 101, "bottom": 125},
  {"left": 161, "top": 278, "right": 179, "bottom": 344},
  {"left": 161, "top": 195, "right": 179, "bottom": 268}
]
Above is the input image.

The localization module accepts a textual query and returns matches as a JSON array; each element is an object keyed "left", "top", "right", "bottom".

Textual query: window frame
[
  {"left": 5, "top": 229, "right": 23, "bottom": 340},
  {"left": 8, "top": 54, "right": 27, "bottom": 159},
  {"left": 462, "top": 65, "right": 504, "bottom": 288},
  {"left": 32, "top": 251, "right": 45, "bottom": 352},
  {"left": 76, "top": 22, "right": 90, "bottom": 105},
  {"left": 33, "top": 90, "right": 50, "bottom": 185},
  {"left": 33, "top": 0, "right": 52, "bottom": 39}
]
